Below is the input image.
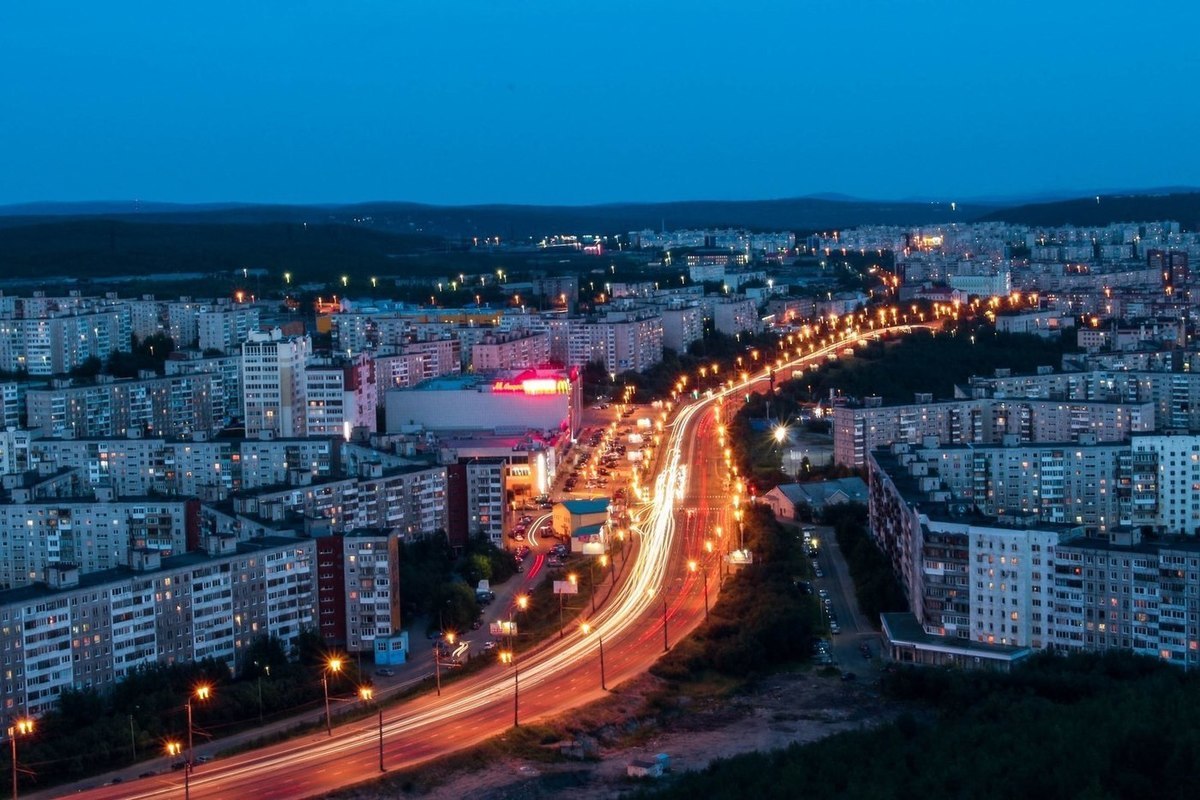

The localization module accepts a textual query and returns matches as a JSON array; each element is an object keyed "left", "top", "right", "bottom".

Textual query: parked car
[{"left": 375, "top": 668, "right": 396, "bottom": 677}]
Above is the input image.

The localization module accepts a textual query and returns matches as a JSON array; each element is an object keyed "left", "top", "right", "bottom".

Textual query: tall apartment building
[
  {"left": 165, "top": 349, "right": 243, "bottom": 420},
  {"left": 303, "top": 354, "right": 377, "bottom": 438},
  {"left": 0, "top": 536, "right": 315, "bottom": 716},
  {"left": 242, "top": 328, "right": 311, "bottom": 438},
  {"left": 464, "top": 458, "right": 506, "bottom": 545},
  {"left": 0, "top": 309, "right": 131, "bottom": 376},
  {"left": 660, "top": 304, "right": 705, "bottom": 353},
  {"left": 25, "top": 436, "right": 337, "bottom": 498},
  {"left": 198, "top": 306, "right": 260, "bottom": 354},
  {"left": 470, "top": 331, "right": 551, "bottom": 371},
  {"left": 25, "top": 372, "right": 221, "bottom": 438},
  {"left": 710, "top": 297, "right": 762, "bottom": 337},
  {"left": 869, "top": 444, "right": 1200, "bottom": 670},
  {"left": 235, "top": 462, "right": 448, "bottom": 538},
  {"left": 968, "top": 367, "right": 1200, "bottom": 433},
  {"left": 833, "top": 395, "right": 1153, "bottom": 467},
  {"left": 341, "top": 529, "right": 401, "bottom": 654},
  {"left": 0, "top": 495, "right": 199, "bottom": 589},
  {"left": 567, "top": 314, "right": 664, "bottom": 373}
]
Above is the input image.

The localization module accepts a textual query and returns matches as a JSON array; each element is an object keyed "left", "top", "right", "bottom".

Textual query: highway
[
  {"left": 60, "top": 373, "right": 728, "bottom": 800},
  {"left": 56, "top": 322, "right": 915, "bottom": 800}
]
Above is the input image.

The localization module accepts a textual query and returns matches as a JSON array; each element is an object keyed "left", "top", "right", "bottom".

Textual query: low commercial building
[{"left": 386, "top": 368, "right": 581, "bottom": 438}]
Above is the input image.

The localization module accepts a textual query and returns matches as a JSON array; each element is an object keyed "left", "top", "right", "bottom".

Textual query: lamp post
[
  {"left": 187, "top": 684, "right": 211, "bottom": 774},
  {"left": 589, "top": 559, "right": 598, "bottom": 614},
  {"left": 500, "top": 650, "right": 519, "bottom": 727},
  {"left": 9, "top": 717, "right": 33, "bottom": 800},
  {"left": 359, "top": 687, "right": 384, "bottom": 773},
  {"left": 689, "top": 560, "right": 709, "bottom": 621},
  {"left": 560, "top": 573, "right": 577, "bottom": 638},
  {"left": 580, "top": 623, "right": 606, "bottom": 691},
  {"left": 511, "top": 594, "right": 529, "bottom": 651},
  {"left": 433, "top": 641, "right": 442, "bottom": 696},
  {"left": 166, "top": 741, "right": 187, "bottom": 800},
  {"left": 323, "top": 658, "right": 343, "bottom": 736}
]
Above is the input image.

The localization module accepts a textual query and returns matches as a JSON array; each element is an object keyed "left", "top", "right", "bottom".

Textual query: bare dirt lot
[{"left": 324, "top": 669, "right": 897, "bottom": 800}]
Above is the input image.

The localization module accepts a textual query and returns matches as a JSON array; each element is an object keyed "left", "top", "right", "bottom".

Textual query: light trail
[{"left": 63, "top": 323, "right": 928, "bottom": 800}]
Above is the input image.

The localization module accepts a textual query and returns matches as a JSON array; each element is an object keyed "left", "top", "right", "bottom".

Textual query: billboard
[{"left": 553, "top": 580, "right": 579, "bottom": 595}]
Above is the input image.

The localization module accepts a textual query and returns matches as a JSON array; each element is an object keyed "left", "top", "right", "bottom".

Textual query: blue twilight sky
[{"left": 1, "top": 1, "right": 1197, "bottom": 206}]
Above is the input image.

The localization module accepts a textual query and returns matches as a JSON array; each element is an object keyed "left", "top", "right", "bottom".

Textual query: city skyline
[{"left": 3, "top": 1, "right": 1198, "bottom": 206}]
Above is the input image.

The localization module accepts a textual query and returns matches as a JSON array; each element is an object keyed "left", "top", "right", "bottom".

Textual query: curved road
[{"left": 60, "top": 322, "right": 917, "bottom": 800}]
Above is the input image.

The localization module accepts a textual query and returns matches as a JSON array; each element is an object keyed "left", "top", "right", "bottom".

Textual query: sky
[{"left": 1, "top": 1, "right": 1198, "bottom": 206}]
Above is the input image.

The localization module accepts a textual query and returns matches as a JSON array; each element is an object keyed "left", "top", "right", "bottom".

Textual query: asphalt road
[
  {"left": 44, "top": 323, "right": 917, "bottom": 800},
  {"left": 49, "top": 373, "right": 725, "bottom": 800}
]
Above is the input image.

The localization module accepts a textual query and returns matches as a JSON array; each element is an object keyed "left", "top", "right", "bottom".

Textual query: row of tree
[{"left": 652, "top": 505, "right": 821, "bottom": 680}]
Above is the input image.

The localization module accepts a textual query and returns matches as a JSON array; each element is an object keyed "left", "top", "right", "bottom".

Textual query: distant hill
[
  {"left": 0, "top": 219, "right": 443, "bottom": 281},
  {"left": 0, "top": 197, "right": 996, "bottom": 241},
  {"left": 976, "top": 192, "right": 1200, "bottom": 230}
]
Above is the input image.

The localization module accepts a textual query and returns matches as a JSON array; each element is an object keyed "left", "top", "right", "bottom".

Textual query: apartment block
[
  {"left": 470, "top": 331, "right": 551, "bottom": 371},
  {"left": 0, "top": 495, "right": 200, "bottom": 590},
  {"left": 242, "top": 329, "right": 311, "bottom": 438},
  {"left": 26, "top": 372, "right": 221, "bottom": 439},
  {"left": 833, "top": 395, "right": 1153, "bottom": 467},
  {"left": 197, "top": 306, "right": 260, "bottom": 354},
  {"left": 0, "top": 536, "right": 314, "bottom": 716}
]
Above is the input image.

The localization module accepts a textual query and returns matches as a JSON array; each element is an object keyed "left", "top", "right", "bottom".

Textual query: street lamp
[
  {"left": 560, "top": 573, "right": 577, "bottom": 638},
  {"left": 649, "top": 588, "right": 668, "bottom": 652},
  {"left": 166, "top": 741, "right": 187, "bottom": 800},
  {"left": 359, "top": 686, "right": 384, "bottom": 772},
  {"left": 8, "top": 717, "right": 33, "bottom": 800},
  {"left": 580, "top": 622, "right": 607, "bottom": 691},
  {"left": 499, "top": 649, "right": 519, "bottom": 727},
  {"left": 187, "top": 685, "right": 210, "bottom": 775},
  {"left": 323, "top": 657, "right": 343, "bottom": 736},
  {"left": 689, "top": 559, "right": 709, "bottom": 621}
]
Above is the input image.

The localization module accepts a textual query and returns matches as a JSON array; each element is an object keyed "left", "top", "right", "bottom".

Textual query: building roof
[
  {"left": 881, "top": 612, "right": 1033, "bottom": 662},
  {"left": 768, "top": 477, "right": 868, "bottom": 508},
  {"left": 559, "top": 498, "right": 610, "bottom": 515},
  {"left": 0, "top": 535, "right": 308, "bottom": 605},
  {"left": 573, "top": 523, "right": 604, "bottom": 539}
]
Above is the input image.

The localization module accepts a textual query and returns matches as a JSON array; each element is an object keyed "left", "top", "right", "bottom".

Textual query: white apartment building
[
  {"left": 0, "top": 496, "right": 196, "bottom": 590},
  {"left": 470, "top": 331, "right": 551, "bottom": 371},
  {"left": 242, "top": 328, "right": 311, "bottom": 438},
  {"left": 303, "top": 354, "right": 377, "bottom": 438},
  {"left": 0, "top": 536, "right": 315, "bottom": 716},
  {"left": 661, "top": 304, "right": 704, "bottom": 353},
  {"left": 566, "top": 314, "right": 663, "bottom": 373},
  {"left": 198, "top": 306, "right": 260, "bottom": 354},
  {"left": 25, "top": 372, "right": 222, "bottom": 439},
  {"left": 341, "top": 529, "right": 401, "bottom": 653},
  {"left": 710, "top": 297, "right": 762, "bottom": 337}
]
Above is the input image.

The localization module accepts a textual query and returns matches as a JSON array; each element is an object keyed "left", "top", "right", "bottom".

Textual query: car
[
  {"left": 426, "top": 629, "right": 444, "bottom": 640},
  {"left": 375, "top": 668, "right": 396, "bottom": 677},
  {"left": 138, "top": 771, "right": 157, "bottom": 779},
  {"left": 830, "top": 624, "right": 841, "bottom": 635},
  {"left": 483, "top": 640, "right": 498, "bottom": 652},
  {"left": 840, "top": 671, "right": 857, "bottom": 682},
  {"left": 818, "top": 589, "right": 829, "bottom": 598},
  {"left": 196, "top": 755, "right": 212, "bottom": 764},
  {"left": 171, "top": 761, "right": 187, "bottom": 771},
  {"left": 815, "top": 569, "right": 824, "bottom": 578}
]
